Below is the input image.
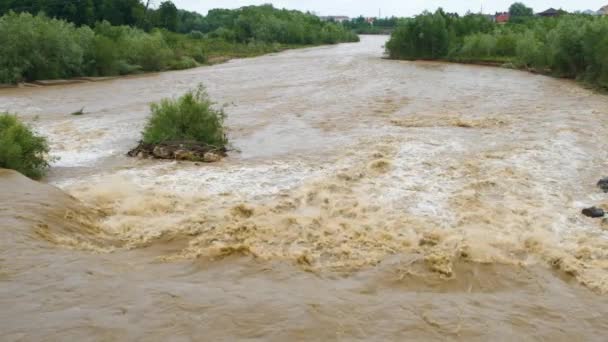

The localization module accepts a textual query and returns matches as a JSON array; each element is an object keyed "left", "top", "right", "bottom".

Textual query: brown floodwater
[{"left": 2, "top": 35, "right": 608, "bottom": 341}]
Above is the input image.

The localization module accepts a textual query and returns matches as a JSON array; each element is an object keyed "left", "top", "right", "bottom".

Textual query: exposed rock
[
  {"left": 128, "top": 140, "right": 226, "bottom": 163},
  {"left": 152, "top": 145, "right": 172, "bottom": 159},
  {"left": 582, "top": 207, "right": 605, "bottom": 218},
  {"left": 203, "top": 152, "right": 222, "bottom": 163},
  {"left": 597, "top": 178, "right": 608, "bottom": 193},
  {"left": 174, "top": 150, "right": 195, "bottom": 161}
]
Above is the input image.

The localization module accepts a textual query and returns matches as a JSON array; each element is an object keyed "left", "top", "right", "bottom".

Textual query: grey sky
[{"left": 172, "top": 0, "right": 607, "bottom": 17}]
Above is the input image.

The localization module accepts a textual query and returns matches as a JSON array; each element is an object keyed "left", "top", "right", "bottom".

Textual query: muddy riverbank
[{"left": 1, "top": 35, "right": 608, "bottom": 340}]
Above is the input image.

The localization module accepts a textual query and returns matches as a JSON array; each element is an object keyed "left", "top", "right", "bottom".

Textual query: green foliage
[
  {"left": 343, "top": 16, "right": 398, "bottom": 34},
  {"left": 217, "top": 5, "right": 358, "bottom": 45},
  {"left": 0, "top": 113, "right": 50, "bottom": 179},
  {"left": 386, "top": 9, "right": 608, "bottom": 90},
  {"left": 0, "top": 0, "right": 358, "bottom": 45},
  {"left": 156, "top": 1, "right": 178, "bottom": 31},
  {"left": 209, "top": 27, "right": 237, "bottom": 42},
  {"left": 514, "top": 31, "right": 547, "bottom": 69},
  {"left": 458, "top": 33, "right": 497, "bottom": 58},
  {"left": 188, "top": 30, "right": 205, "bottom": 40},
  {"left": 0, "top": 5, "right": 357, "bottom": 83},
  {"left": 0, "top": 12, "right": 94, "bottom": 83},
  {"left": 169, "top": 56, "right": 198, "bottom": 70},
  {"left": 509, "top": 2, "right": 534, "bottom": 18},
  {"left": 0, "top": 0, "right": 146, "bottom": 27},
  {"left": 386, "top": 10, "right": 453, "bottom": 59},
  {"left": 142, "top": 85, "right": 227, "bottom": 148}
]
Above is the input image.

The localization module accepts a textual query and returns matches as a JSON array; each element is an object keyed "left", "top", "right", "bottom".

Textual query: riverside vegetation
[
  {"left": 0, "top": 114, "right": 50, "bottom": 179},
  {"left": 385, "top": 3, "right": 608, "bottom": 90},
  {"left": 0, "top": 84, "right": 228, "bottom": 180},
  {"left": 128, "top": 84, "right": 228, "bottom": 162},
  {"left": 0, "top": 3, "right": 358, "bottom": 84}
]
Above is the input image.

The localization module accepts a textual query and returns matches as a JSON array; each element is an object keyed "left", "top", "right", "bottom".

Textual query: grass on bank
[
  {"left": 142, "top": 84, "right": 228, "bottom": 149},
  {"left": 0, "top": 113, "right": 50, "bottom": 179}
]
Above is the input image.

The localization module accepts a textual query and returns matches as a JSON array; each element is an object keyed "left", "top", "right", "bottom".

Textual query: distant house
[
  {"left": 319, "top": 16, "right": 350, "bottom": 23},
  {"left": 537, "top": 8, "right": 560, "bottom": 17},
  {"left": 495, "top": 12, "right": 510, "bottom": 23}
]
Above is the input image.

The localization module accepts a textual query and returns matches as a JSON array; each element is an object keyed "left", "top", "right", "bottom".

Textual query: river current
[{"left": 1, "top": 35, "right": 608, "bottom": 340}]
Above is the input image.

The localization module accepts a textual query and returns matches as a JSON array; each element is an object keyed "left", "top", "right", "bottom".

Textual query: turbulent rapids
[{"left": 2, "top": 36, "right": 608, "bottom": 340}]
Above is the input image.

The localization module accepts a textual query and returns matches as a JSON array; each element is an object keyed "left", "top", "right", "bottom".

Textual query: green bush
[
  {"left": 129, "top": 31, "right": 174, "bottom": 71},
  {"left": 0, "top": 12, "right": 93, "bottom": 83},
  {"left": 386, "top": 10, "right": 451, "bottom": 59},
  {"left": 95, "top": 23, "right": 174, "bottom": 72},
  {"left": 0, "top": 114, "right": 50, "bottom": 179},
  {"left": 209, "top": 27, "right": 237, "bottom": 42},
  {"left": 458, "top": 33, "right": 497, "bottom": 57},
  {"left": 169, "top": 56, "right": 198, "bottom": 70},
  {"left": 515, "top": 31, "right": 546, "bottom": 69},
  {"left": 188, "top": 30, "right": 205, "bottom": 40},
  {"left": 142, "top": 85, "right": 227, "bottom": 148},
  {"left": 495, "top": 33, "right": 517, "bottom": 56}
]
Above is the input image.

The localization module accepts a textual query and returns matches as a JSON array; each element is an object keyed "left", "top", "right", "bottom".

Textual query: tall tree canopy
[
  {"left": 156, "top": 1, "right": 178, "bottom": 31},
  {"left": 509, "top": 2, "right": 534, "bottom": 17},
  {"left": 0, "top": 0, "right": 146, "bottom": 27}
]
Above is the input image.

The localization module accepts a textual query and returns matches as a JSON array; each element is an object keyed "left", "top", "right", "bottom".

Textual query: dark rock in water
[
  {"left": 582, "top": 207, "right": 605, "bottom": 218},
  {"left": 598, "top": 178, "right": 608, "bottom": 193},
  {"left": 127, "top": 140, "right": 226, "bottom": 162},
  {"left": 152, "top": 145, "right": 172, "bottom": 159}
]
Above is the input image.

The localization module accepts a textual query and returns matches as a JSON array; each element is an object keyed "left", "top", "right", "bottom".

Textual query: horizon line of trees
[
  {"left": 0, "top": 0, "right": 185, "bottom": 31},
  {"left": 0, "top": 1, "right": 358, "bottom": 42},
  {"left": 342, "top": 16, "right": 399, "bottom": 34}
]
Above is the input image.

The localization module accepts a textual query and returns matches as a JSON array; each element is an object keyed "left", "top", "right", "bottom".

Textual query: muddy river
[{"left": 2, "top": 35, "right": 608, "bottom": 340}]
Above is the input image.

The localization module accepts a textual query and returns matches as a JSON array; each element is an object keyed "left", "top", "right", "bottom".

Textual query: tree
[
  {"left": 509, "top": 2, "right": 533, "bottom": 17},
  {"left": 156, "top": 1, "right": 178, "bottom": 31}
]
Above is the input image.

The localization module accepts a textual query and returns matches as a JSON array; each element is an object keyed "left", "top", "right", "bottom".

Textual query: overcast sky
[{"left": 172, "top": 0, "right": 607, "bottom": 17}]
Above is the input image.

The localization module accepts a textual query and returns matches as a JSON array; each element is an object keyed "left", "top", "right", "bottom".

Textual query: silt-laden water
[{"left": 1, "top": 36, "right": 608, "bottom": 340}]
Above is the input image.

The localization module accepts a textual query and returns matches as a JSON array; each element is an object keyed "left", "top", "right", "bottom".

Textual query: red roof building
[{"left": 495, "top": 12, "right": 510, "bottom": 23}]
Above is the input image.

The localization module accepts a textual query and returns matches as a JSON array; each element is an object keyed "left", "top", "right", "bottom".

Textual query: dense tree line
[
  {"left": 0, "top": 0, "right": 192, "bottom": 31},
  {"left": 0, "top": 0, "right": 147, "bottom": 27},
  {"left": 386, "top": 7, "right": 608, "bottom": 89},
  {"left": 0, "top": 4, "right": 358, "bottom": 83},
  {"left": 342, "top": 16, "right": 398, "bottom": 34},
  {"left": 0, "top": 1, "right": 358, "bottom": 44},
  {"left": 195, "top": 5, "right": 358, "bottom": 44}
]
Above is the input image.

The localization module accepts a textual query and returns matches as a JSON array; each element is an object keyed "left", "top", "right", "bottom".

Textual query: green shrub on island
[
  {"left": 0, "top": 113, "right": 50, "bottom": 179},
  {"left": 142, "top": 85, "right": 228, "bottom": 149}
]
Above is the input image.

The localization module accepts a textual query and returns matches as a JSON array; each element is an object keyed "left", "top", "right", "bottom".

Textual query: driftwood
[{"left": 127, "top": 140, "right": 226, "bottom": 162}]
